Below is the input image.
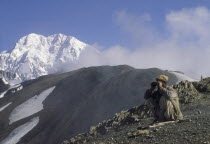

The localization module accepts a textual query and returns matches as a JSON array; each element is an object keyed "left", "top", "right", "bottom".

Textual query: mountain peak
[
  {"left": 50, "top": 33, "right": 69, "bottom": 38},
  {"left": 0, "top": 33, "right": 88, "bottom": 80}
]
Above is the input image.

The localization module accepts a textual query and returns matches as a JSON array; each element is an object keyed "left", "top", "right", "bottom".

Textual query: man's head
[{"left": 156, "top": 75, "right": 169, "bottom": 87}]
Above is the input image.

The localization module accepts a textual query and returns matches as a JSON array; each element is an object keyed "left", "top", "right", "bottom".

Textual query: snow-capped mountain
[
  {"left": 0, "top": 70, "right": 21, "bottom": 85},
  {"left": 0, "top": 33, "right": 88, "bottom": 80}
]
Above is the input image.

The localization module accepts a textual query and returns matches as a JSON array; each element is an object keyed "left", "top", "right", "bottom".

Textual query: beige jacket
[{"left": 159, "top": 86, "right": 183, "bottom": 120}]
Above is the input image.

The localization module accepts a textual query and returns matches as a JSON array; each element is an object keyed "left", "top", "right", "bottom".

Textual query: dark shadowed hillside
[{"left": 0, "top": 65, "right": 178, "bottom": 144}]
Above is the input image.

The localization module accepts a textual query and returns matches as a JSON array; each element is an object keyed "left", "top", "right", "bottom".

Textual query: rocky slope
[
  {"left": 0, "top": 70, "right": 17, "bottom": 80},
  {"left": 63, "top": 79, "right": 210, "bottom": 144},
  {"left": 0, "top": 33, "right": 88, "bottom": 80},
  {"left": 0, "top": 70, "right": 21, "bottom": 86},
  {"left": 0, "top": 65, "right": 180, "bottom": 144}
]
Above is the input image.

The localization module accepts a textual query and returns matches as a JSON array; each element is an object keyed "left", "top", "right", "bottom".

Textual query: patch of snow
[
  {"left": 170, "top": 71, "right": 198, "bottom": 84},
  {"left": 9, "top": 79, "right": 22, "bottom": 87},
  {"left": 0, "top": 117, "right": 39, "bottom": 144},
  {"left": 9, "top": 86, "right": 56, "bottom": 124},
  {"left": 10, "top": 84, "right": 21, "bottom": 89},
  {"left": 2, "top": 77, "right": 9, "bottom": 85},
  {"left": 0, "top": 102, "right": 12, "bottom": 112},
  {"left": 17, "top": 86, "right": 23, "bottom": 91},
  {"left": 0, "top": 90, "right": 9, "bottom": 98},
  {"left": 11, "top": 86, "right": 23, "bottom": 93},
  {"left": 0, "top": 84, "right": 23, "bottom": 98}
]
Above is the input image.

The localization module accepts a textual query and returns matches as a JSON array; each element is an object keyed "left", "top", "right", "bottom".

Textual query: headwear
[{"left": 156, "top": 75, "right": 169, "bottom": 83}]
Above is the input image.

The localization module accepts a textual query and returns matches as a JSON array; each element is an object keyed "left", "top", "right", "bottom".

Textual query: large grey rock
[{"left": 173, "top": 80, "right": 200, "bottom": 104}]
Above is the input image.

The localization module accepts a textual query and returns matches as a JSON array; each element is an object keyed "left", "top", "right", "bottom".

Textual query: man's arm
[
  {"left": 144, "top": 82, "right": 158, "bottom": 100},
  {"left": 158, "top": 87, "right": 178, "bottom": 100}
]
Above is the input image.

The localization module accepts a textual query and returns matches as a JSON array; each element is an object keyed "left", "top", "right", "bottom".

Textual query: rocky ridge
[{"left": 63, "top": 79, "right": 210, "bottom": 144}]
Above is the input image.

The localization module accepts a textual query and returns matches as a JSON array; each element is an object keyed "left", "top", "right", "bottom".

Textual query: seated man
[
  {"left": 156, "top": 75, "right": 183, "bottom": 121},
  {"left": 144, "top": 75, "right": 183, "bottom": 122}
]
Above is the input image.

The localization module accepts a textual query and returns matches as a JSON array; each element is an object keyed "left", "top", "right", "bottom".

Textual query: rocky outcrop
[
  {"left": 192, "top": 77, "right": 210, "bottom": 93},
  {"left": 173, "top": 80, "right": 200, "bottom": 104}
]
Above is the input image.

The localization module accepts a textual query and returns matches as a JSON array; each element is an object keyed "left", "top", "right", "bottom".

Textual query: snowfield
[
  {"left": 9, "top": 86, "right": 56, "bottom": 124},
  {"left": 0, "top": 102, "right": 12, "bottom": 112},
  {"left": 0, "top": 117, "right": 39, "bottom": 144},
  {"left": 170, "top": 71, "right": 198, "bottom": 84}
]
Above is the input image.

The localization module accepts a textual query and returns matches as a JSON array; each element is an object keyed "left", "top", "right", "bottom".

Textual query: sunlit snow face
[{"left": 0, "top": 34, "right": 88, "bottom": 81}]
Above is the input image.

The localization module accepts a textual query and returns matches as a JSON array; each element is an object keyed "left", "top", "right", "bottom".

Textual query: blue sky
[{"left": 0, "top": 0, "right": 209, "bottom": 51}]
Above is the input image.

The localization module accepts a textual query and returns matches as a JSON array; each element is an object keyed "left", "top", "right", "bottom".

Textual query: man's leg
[
  {"left": 159, "top": 96, "right": 175, "bottom": 121},
  {"left": 164, "top": 100, "right": 175, "bottom": 120}
]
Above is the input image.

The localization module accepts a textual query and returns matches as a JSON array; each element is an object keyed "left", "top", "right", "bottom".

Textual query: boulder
[{"left": 173, "top": 80, "right": 200, "bottom": 104}]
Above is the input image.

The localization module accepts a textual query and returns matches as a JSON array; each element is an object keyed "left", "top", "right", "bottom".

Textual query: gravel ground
[{"left": 80, "top": 93, "right": 210, "bottom": 144}]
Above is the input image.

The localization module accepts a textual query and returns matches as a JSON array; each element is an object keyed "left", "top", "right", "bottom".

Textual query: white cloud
[
  {"left": 114, "top": 10, "right": 160, "bottom": 46},
  {"left": 166, "top": 7, "right": 210, "bottom": 46},
  {"left": 60, "top": 7, "right": 210, "bottom": 79}
]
